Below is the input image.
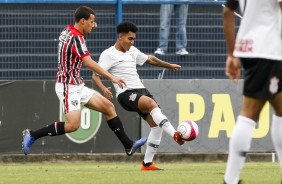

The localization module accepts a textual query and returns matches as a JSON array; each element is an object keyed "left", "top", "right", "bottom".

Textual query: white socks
[
  {"left": 271, "top": 114, "right": 282, "bottom": 172},
  {"left": 144, "top": 126, "right": 163, "bottom": 164},
  {"left": 144, "top": 107, "right": 174, "bottom": 164},
  {"left": 224, "top": 115, "right": 256, "bottom": 184},
  {"left": 150, "top": 107, "right": 176, "bottom": 137}
]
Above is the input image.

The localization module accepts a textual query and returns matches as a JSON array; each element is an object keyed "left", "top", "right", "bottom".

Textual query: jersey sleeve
[
  {"left": 135, "top": 47, "right": 148, "bottom": 66},
  {"left": 225, "top": 0, "right": 239, "bottom": 11},
  {"left": 73, "top": 35, "right": 90, "bottom": 60}
]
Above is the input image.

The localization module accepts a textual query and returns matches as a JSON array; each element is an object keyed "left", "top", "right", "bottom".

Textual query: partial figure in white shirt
[{"left": 223, "top": 0, "right": 282, "bottom": 183}]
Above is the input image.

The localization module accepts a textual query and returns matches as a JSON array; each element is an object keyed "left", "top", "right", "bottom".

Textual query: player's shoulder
[
  {"left": 101, "top": 45, "right": 115, "bottom": 56},
  {"left": 127, "top": 46, "right": 143, "bottom": 55},
  {"left": 129, "top": 46, "right": 139, "bottom": 52},
  {"left": 99, "top": 45, "right": 118, "bottom": 61}
]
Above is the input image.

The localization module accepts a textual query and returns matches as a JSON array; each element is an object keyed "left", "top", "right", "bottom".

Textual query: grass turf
[{"left": 0, "top": 162, "right": 280, "bottom": 184}]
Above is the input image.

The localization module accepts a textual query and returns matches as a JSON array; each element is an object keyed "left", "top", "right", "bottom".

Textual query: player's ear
[
  {"left": 118, "top": 33, "right": 125, "bottom": 40},
  {"left": 80, "top": 18, "right": 86, "bottom": 24}
]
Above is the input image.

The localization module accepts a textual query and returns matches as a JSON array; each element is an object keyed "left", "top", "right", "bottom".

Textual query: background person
[{"left": 154, "top": 3, "right": 189, "bottom": 55}]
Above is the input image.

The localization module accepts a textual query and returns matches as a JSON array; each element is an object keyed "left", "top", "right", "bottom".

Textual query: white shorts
[{"left": 55, "top": 83, "right": 97, "bottom": 113}]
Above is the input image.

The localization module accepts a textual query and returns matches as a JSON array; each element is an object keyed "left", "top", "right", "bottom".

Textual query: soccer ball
[{"left": 177, "top": 120, "right": 199, "bottom": 141}]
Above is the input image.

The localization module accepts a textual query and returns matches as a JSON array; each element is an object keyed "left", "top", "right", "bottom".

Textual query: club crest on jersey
[
  {"left": 129, "top": 93, "right": 137, "bottom": 101},
  {"left": 71, "top": 100, "right": 78, "bottom": 106},
  {"left": 269, "top": 77, "right": 279, "bottom": 94}
]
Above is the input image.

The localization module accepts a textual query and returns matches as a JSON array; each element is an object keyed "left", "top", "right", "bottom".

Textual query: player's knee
[
  {"left": 147, "top": 100, "right": 158, "bottom": 111},
  {"left": 106, "top": 101, "right": 115, "bottom": 111},
  {"left": 103, "top": 101, "right": 116, "bottom": 116}
]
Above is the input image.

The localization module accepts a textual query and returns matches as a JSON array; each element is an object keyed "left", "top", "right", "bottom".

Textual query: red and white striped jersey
[{"left": 56, "top": 25, "right": 90, "bottom": 84}]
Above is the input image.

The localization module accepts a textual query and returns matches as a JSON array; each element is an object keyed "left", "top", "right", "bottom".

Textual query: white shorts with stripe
[{"left": 55, "top": 83, "right": 96, "bottom": 114}]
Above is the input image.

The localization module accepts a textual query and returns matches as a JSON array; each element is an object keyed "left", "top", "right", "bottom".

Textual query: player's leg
[
  {"left": 270, "top": 92, "right": 282, "bottom": 172},
  {"left": 22, "top": 83, "right": 83, "bottom": 155},
  {"left": 175, "top": 4, "right": 188, "bottom": 51},
  {"left": 158, "top": 4, "right": 173, "bottom": 52},
  {"left": 141, "top": 115, "right": 163, "bottom": 171},
  {"left": 118, "top": 89, "right": 183, "bottom": 145},
  {"left": 224, "top": 96, "right": 265, "bottom": 184},
  {"left": 22, "top": 110, "right": 80, "bottom": 155},
  {"left": 264, "top": 59, "right": 282, "bottom": 175},
  {"left": 224, "top": 58, "right": 280, "bottom": 184},
  {"left": 85, "top": 92, "right": 146, "bottom": 156},
  {"left": 138, "top": 95, "right": 184, "bottom": 145}
]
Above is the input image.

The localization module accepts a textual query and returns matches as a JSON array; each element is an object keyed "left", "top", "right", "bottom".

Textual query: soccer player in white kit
[
  {"left": 223, "top": 0, "right": 282, "bottom": 183},
  {"left": 93, "top": 21, "right": 185, "bottom": 170},
  {"left": 22, "top": 6, "right": 147, "bottom": 156}
]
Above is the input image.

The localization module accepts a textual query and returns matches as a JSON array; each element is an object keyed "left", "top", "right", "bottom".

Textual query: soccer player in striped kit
[
  {"left": 223, "top": 0, "right": 282, "bottom": 183},
  {"left": 22, "top": 6, "right": 147, "bottom": 156},
  {"left": 93, "top": 21, "right": 184, "bottom": 170}
]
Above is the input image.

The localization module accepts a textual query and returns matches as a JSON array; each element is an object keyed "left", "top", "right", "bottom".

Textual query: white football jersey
[
  {"left": 98, "top": 45, "right": 148, "bottom": 97},
  {"left": 233, "top": 0, "right": 282, "bottom": 60}
]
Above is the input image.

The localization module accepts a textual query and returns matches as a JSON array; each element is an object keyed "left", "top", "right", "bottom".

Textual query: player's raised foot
[
  {"left": 22, "top": 129, "right": 35, "bottom": 155},
  {"left": 173, "top": 131, "right": 185, "bottom": 145},
  {"left": 125, "top": 137, "right": 147, "bottom": 156},
  {"left": 141, "top": 161, "right": 163, "bottom": 171}
]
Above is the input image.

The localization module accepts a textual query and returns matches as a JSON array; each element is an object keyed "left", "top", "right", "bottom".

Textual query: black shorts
[
  {"left": 241, "top": 58, "right": 282, "bottom": 99},
  {"left": 117, "top": 88, "right": 159, "bottom": 120}
]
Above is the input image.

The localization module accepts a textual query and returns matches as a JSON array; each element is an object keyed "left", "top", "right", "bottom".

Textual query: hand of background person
[{"left": 225, "top": 56, "right": 241, "bottom": 83}]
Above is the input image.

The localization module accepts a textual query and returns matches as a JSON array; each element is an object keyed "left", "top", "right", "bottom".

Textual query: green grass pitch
[{"left": 0, "top": 162, "right": 280, "bottom": 184}]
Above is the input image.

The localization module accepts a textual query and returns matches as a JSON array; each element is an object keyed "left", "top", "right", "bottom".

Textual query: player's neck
[
  {"left": 74, "top": 24, "right": 84, "bottom": 35},
  {"left": 115, "top": 43, "right": 126, "bottom": 53}
]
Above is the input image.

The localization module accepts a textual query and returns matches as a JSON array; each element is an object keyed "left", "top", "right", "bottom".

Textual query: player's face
[
  {"left": 83, "top": 14, "right": 97, "bottom": 34},
  {"left": 118, "top": 32, "right": 136, "bottom": 52}
]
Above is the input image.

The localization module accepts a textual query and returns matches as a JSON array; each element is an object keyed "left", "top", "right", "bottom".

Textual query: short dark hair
[
  {"left": 74, "top": 6, "right": 95, "bottom": 23},
  {"left": 117, "top": 21, "right": 138, "bottom": 34}
]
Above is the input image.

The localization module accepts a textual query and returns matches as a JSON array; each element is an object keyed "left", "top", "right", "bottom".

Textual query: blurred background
[{"left": 1, "top": 1, "right": 272, "bottom": 157}]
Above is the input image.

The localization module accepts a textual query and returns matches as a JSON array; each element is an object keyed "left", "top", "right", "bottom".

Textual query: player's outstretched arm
[
  {"left": 83, "top": 56, "right": 125, "bottom": 89},
  {"left": 145, "top": 55, "right": 181, "bottom": 71},
  {"left": 92, "top": 73, "right": 114, "bottom": 100}
]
